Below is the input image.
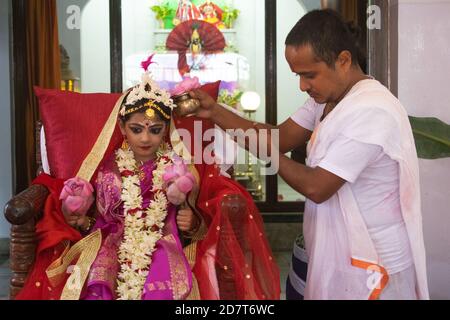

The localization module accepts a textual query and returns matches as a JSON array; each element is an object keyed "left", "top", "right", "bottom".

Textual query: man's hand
[
  {"left": 189, "top": 89, "right": 219, "bottom": 119},
  {"left": 177, "top": 207, "right": 199, "bottom": 233}
]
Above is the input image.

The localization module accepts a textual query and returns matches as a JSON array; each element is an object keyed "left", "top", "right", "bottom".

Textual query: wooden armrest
[
  {"left": 4, "top": 184, "right": 49, "bottom": 225},
  {"left": 3, "top": 184, "right": 49, "bottom": 299}
]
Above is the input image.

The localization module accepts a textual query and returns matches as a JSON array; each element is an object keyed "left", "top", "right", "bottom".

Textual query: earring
[{"left": 121, "top": 137, "right": 129, "bottom": 151}]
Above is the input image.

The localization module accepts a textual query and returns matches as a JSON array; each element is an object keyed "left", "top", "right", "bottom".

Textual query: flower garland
[
  {"left": 115, "top": 147, "right": 172, "bottom": 300},
  {"left": 122, "top": 72, "right": 177, "bottom": 113}
]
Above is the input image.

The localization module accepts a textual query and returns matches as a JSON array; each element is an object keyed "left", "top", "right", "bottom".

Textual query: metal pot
[{"left": 172, "top": 93, "right": 201, "bottom": 117}]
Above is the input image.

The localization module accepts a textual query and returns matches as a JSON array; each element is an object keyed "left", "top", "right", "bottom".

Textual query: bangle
[{"left": 79, "top": 216, "right": 96, "bottom": 234}]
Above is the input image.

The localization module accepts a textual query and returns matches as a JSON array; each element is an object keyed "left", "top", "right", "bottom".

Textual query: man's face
[{"left": 285, "top": 44, "right": 347, "bottom": 105}]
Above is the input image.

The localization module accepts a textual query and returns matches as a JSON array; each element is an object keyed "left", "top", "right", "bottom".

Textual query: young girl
[
  {"left": 61, "top": 68, "right": 201, "bottom": 300},
  {"left": 16, "top": 59, "right": 280, "bottom": 300}
]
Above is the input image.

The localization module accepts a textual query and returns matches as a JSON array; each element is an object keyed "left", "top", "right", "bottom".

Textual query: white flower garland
[{"left": 115, "top": 147, "right": 172, "bottom": 300}]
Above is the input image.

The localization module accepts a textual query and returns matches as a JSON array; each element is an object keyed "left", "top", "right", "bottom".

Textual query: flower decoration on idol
[
  {"left": 60, "top": 177, "right": 94, "bottom": 217},
  {"left": 162, "top": 154, "right": 196, "bottom": 205}
]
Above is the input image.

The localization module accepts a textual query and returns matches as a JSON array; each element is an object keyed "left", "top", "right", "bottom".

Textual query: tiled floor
[
  {"left": 274, "top": 251, "right": 291, "bottom": 300},
  {"left": 0, "top": 252, "right": 292, "bottom": 301}
]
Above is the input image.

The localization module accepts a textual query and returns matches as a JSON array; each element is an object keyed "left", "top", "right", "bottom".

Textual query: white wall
[
  {"left": 231, "top": 0, "right": 266, "bottom": 122},
  {"left": 0, "top": 0, "right": 13, "bottom": 238},
  {"left": 122, "top": 0, "right": 156, "bottom": 69},
  {"left": 81, "top": 0, "right": 111, "bottom": 92},
  {"left": 398, "top": 0, "right": 450, "bottom": 300},
  {"left": 276, "top": 0, "right": 310, "bottom": 124}
]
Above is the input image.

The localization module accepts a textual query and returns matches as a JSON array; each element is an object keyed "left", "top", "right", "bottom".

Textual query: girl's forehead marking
[{"left": 135, "top": 120, "right": 164, "bottom": 128}]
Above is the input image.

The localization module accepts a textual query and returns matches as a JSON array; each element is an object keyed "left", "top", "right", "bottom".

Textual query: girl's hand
[
  {"left": 62, "top": 206, "right": 88, "bottom": 229},
  {"left": 177, "top": 207, "right": 199, "bottom": 232},
  {"left": 62, "top": 205, "right": 79, "bottom": 228}
]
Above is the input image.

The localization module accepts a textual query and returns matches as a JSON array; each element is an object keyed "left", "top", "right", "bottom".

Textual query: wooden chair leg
[
  {"left": 9, "top": 220, "right": 37, "bottom": 299},
  {"left": 4, "top": 184, "right": 48, "bottom": 299}
]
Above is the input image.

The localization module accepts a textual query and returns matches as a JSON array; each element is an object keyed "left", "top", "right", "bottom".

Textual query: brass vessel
[{"left": 172, "top": 93, "right": 201, "bottom": 117}]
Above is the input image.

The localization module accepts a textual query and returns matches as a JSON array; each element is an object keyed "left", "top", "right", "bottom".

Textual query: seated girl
[
  {"left": 69, "top": 75, "right": 199, "bottom": 300},
  {"left": 16, "top": 59, "right": 280, "bottom": 300}
]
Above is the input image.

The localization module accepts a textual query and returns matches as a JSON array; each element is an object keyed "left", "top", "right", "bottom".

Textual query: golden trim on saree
[
  {"left": 169, "top": 118, "right": 208, "bottom": 300},
  {"left": 183, "top": 239, "right": 203, "bottom": 300},
  {"left": 164, "top": 234, "right": 191, "bottom": 300},
  {"left": 46, "top": 230, "right": 102, "bottom": 300},
  {"left": 76, "top": 92, "right": 129, "bottom": 181},
  {"left": 46, "top": 241, "right": 71, "bottom": 287},
  {"left": 87, "top": 253, "right": 119, "bottom": 291}
]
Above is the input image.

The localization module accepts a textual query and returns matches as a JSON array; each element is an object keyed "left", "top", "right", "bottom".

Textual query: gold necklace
[{"left": 136, "top": 160, "right": 145, "bottom": 181}]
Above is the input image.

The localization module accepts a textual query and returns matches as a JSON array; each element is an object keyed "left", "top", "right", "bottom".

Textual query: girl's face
[{"left": 119, "top": 111, "right": 168, "bottom": 163}]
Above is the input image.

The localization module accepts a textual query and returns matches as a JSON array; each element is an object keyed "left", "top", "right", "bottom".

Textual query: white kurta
[{"left": 292, "top": 79, "right": 429, "bottom": 300}]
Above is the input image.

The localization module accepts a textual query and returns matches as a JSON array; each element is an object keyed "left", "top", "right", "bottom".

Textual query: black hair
[
  {"left": 285, "top": 9, "right": 367, "bottom": 72},
  {"left": 119, "top": 95, "right": 172, "bottom": 124}
]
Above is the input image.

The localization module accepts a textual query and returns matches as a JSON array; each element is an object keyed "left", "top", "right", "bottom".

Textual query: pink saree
[{"left": 81, "top": 155, "right": 192, "bottom": 300}]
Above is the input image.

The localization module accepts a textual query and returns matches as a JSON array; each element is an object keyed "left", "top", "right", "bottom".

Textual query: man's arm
[
  {"left": 191, "top": 89, "right": 312, "bottom": 154},
  {"left": 277, "top": 153, "right": 346, "bottom": 204},
  {"left": 276, "top": 134, "right": 387, "bottom": 204},
  {"left": 277, "top": 118, "right": 312, "bottom": 154},
  {"left": 191, "top": 89, "right": 345, "bottom": 202}
]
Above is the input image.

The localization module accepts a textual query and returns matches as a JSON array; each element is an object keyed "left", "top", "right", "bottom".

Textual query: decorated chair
[{"left": 4, "top": 84, "right": 280, "bottom": 300}]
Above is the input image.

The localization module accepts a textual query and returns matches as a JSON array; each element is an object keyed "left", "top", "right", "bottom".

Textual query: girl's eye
[
  {"left": 150, "top": 128, "right": 162, "bottom": 135},
  {"left": 131, "top": 127, "right": 142, "bottom": 134}
]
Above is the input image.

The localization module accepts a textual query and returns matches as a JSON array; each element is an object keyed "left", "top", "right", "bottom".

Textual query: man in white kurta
[
  {"left": 189, "top": 9, "right": 429, "bottom": 299},
  {"left": 290, "top": 79, "right": 428, "bottom": 299}
]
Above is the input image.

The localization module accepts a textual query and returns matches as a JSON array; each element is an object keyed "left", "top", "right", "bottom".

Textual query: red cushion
[
  {"left": 35, "top": 81, "right": 221, "bottom": 181},
  {"left": 35, "top": 87, "right": 123, "bottom": 180}
]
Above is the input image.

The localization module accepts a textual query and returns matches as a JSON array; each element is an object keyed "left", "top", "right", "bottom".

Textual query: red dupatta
[
  {"left": 15, "top": 174, "right": 82, "bottom": 300},
  {"left": 172, "top": 115, "right": 281, "bottom": 300}
]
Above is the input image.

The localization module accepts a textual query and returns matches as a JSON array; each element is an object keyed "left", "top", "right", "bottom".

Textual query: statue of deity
[
  {"left": 173, "top": 0, "right": 204, "bottom": 26},
  {"left": 199, "top": 0, "right": 225, "bottom": 29}
]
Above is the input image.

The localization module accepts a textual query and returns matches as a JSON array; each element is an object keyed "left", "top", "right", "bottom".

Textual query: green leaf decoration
[{"left": 409, "top": 116, "right": 450, "bottom": 159}]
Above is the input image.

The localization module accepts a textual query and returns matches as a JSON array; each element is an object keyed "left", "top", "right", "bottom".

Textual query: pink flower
[
  {"left": 166, "top": 183, "right": 188, "bottom": 206},
  {"left": 163, "top": 156, "right": 196, "bottom": 205},
  {"left": 171, "top": 77, "right": 201, "bottom": 96},
  {"left": 59, "top": 177, "right": 94, "bottom": 216}
]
